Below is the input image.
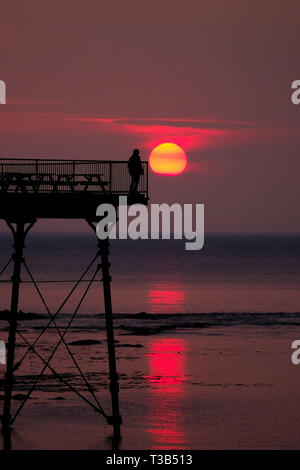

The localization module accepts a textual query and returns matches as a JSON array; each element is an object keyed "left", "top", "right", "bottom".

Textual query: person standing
[{"left": 128, "top": 148, "right": 144, "bottom": 193}]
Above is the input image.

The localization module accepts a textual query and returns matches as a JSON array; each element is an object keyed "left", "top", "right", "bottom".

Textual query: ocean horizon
[{"left": 0, "top": 232, "right": 299, "bottom": 315}]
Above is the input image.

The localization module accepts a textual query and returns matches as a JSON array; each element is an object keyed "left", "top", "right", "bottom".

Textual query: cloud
[
  {"left": 65, "top": 116, "right": 264, "bottom": 151},
  {"left": 8, "top": 98, "right": 63, "bottom": 105},
  {"left": 1, "top": 110, "right": 299, "bottom": 163}
]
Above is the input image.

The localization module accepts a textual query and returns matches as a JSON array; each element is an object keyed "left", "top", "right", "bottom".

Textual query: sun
[{"left": 149, "top": 143, "right": 187, "bottom": 175}]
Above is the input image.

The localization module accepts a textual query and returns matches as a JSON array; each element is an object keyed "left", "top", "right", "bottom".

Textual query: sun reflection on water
[
  {"left": 145, "top": 338, "right": 186, "bottom": 449},
  {"left": 148, "top": 286, "right": 186, "bottom": 313}
]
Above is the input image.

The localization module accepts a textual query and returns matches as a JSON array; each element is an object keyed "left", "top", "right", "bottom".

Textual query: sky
[{"left": 1, "top": 0, "right": 300, "bottom": 233}]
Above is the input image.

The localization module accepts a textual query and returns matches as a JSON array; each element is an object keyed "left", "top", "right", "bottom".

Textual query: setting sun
[{"left": 149, "top": 143, "right": 187, "bottom": 175}]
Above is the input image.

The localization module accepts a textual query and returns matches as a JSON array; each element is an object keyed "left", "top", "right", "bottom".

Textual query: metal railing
[{"left": 0, "top": 158, "right": 148, "bottom": 196}]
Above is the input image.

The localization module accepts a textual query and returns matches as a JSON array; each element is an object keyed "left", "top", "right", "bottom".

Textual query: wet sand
[{"left": 1, "top": 322, "right": 300, "bottom": 449}]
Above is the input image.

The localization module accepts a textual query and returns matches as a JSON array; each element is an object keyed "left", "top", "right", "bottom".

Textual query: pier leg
[
  {"left": 1, "top": 220, "right": 35, "bottom": 429},
  {"left": 98, "top": 237, "right": 122, "bottom": 438}
]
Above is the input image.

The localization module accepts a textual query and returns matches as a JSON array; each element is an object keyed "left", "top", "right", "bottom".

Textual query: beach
[{"left": 0, "top": 233, "right": 300, "bottom": 449}]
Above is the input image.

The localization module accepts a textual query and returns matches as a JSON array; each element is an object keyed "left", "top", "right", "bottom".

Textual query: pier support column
[
  {"left": 1, "top": 219, "right": 36, "bottom": 429},
  {"left": 97, "top": 237, "right": 122, "bottom": 438}
]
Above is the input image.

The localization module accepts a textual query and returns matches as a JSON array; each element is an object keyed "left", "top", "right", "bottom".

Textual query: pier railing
[{"left": 0, "top": 158, "right": 148, "bottom": 196}]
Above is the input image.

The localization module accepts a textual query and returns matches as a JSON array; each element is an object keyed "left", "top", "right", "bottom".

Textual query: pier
[{"left": 0, "top": 157, "right": 149, "bottom": 442}]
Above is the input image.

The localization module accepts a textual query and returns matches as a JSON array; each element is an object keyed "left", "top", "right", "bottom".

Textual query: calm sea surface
[{"left": 0, "top": 233, "right": 299, "bottom": 316}]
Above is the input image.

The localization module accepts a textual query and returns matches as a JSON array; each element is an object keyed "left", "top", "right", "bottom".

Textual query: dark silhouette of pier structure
[{"left": 0, "top": 158, "right": 148, "bottom": 442}]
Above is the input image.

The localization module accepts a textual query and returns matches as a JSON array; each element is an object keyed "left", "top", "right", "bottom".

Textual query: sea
[
  {"left": 0, "top": 233, "right": 300, "bottom": 449},
  {"left": 0, "top": 232, "right": 299, "bottom": 322}
]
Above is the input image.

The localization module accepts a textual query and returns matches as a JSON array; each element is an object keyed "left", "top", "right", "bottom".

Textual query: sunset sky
[{"left": 1, "top": 0, "right": 300, "bottom": 232}]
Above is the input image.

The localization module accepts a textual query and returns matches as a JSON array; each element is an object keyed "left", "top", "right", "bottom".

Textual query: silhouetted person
[{"left": 128, "top": 149, "right": 143, "bottom": 193}]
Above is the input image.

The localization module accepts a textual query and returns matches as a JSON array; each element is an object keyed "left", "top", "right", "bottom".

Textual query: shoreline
[{"left": 0, "top": 325, "right": 300, "bottom": 449}]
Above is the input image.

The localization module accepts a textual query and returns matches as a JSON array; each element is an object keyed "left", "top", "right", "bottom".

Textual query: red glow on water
[
  {"left": 145, "top": 338, "right": 186, "bottom": 449},
  {"left": 150, "top": 289, "right": 184, "bottom": 305},
  {"left": 146, "top": 338, "right": 185, "bottom": 388},
  {"left": 148, "top": 287, "right": 186, "bottom": 314}
]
